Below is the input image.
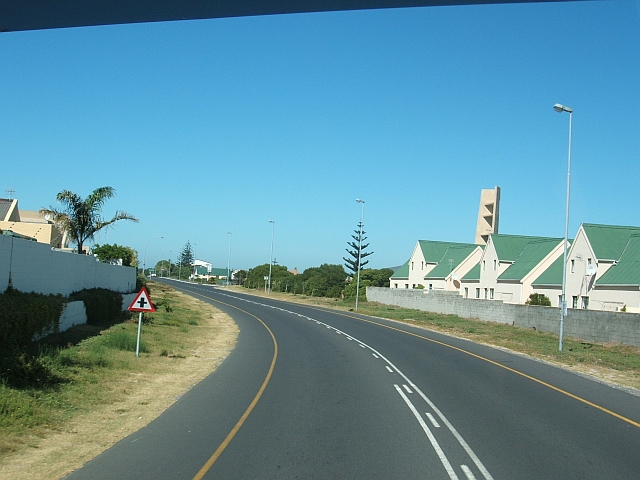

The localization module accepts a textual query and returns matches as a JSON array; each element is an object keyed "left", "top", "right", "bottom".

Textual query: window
[
  {"left": 421, "top": 261, "right": 424, "bottom": 270},
  {"left": 429, "top": 284, "right": 433, "bottom": 291},
  {"left": 571, "top": 259, "right": 575, "bottom": 273},
  {"left": 476, "top": 288, "right": 480, "bottom": 298},
  {"left": 587, "top": 258, "right": 592, "bottom": 266},
  {"left": 493, "top": 259, "right": 496, "bottom": 271},
  {"left": 490, "top": 288, "right": 494, "bottom": 299},
  {"left": 572, "top": 296, "right": 578, "bottom": 309},
  {"left": 464, "top": 287, "right": 468, "bottom": 298},
  {"left": 582, "top": 296, "right": 589, "bottom": 309},
  {"left": 411, "top": 262, "right": 414, "bottom": 270},
  {"left": 484, "top": 288, "right": 488, "bottom": 299},
  {"left": 559, "top": 295, "right": 563, "bottom": 307},
  {"left": 412, "top": 284, "right": 415, "bottom": 289},
  {"left": 483, "top": 260, "right": 485, "bottom": 271},
  {"left": 405, "top": 284, "right": 409, "bottom": 289},
  {"left": 394, "top": 283, "right": 398, "bottom": 289}
]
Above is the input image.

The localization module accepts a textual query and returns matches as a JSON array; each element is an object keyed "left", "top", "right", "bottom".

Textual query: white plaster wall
[
  {"left": 58, "top": 301, "right": 87, "bottom": 332},
  {"left": 1, "top": 235, "right": 136, "bottom": 295}
]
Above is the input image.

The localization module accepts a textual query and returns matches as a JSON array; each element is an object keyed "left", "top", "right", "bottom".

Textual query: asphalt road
[{"left": 66, "top": 281, "right": 640, "bottom": 479}]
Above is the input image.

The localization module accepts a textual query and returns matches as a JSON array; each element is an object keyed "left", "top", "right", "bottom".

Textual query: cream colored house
[
  {"left": 532, "top": 224, "right": 640, "bottom": 312},
  {"left": 423, "top": 244, "right": 483, "bottom": 292},
  {"left": 0, "top": 198, "right": 67, "bottom": 248},
  {"left": 473, "top": 234, "right": 564, "bottom": 303},
  {"left": 390, "top": 240, "right": 479, "bottom": 290}
]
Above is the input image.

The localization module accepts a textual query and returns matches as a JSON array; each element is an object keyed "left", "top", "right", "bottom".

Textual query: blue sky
[{"left": 2, "top": 1, "right": 639, "bottom": 272}]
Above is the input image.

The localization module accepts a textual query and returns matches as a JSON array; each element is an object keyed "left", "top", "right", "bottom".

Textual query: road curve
[{"left": 66, "top": 281, "right": 640, "bottom": 479}]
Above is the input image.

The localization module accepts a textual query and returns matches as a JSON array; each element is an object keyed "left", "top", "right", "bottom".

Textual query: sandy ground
[{"left": 0, "top": 293, "right": 239, "bottom": 480}]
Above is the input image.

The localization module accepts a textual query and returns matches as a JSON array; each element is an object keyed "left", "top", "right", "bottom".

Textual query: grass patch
[{"left": 0, "top": 282, "right": 221, "bottom": 460}]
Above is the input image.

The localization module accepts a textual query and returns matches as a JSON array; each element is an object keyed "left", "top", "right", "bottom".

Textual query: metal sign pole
[{"left": 136, "top": 311, "right": 143, "bottom": 357}]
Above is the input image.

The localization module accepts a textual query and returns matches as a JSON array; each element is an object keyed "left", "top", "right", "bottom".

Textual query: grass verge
[
  {"left": 231, "top": 286, "right": 640, "bottom": 391},
  {"left": 0, "top": 282, "right": 238, "bottom": 480}
]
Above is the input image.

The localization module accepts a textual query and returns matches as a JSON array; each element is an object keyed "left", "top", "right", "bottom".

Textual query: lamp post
[
  {"left": 355, "top": 199, "right": 365, "bottom": 311},
  {"left": 227, "top": 232, "right": 232, "bottom": 287},
  {"left": 169, "top": 250, "right": 172, "bottom": 278},
  {"left": 554, "top": 103, "right": 573, "bottom": 352},
  {"left": 143, "top": 236, "right": 163, "bottom": 277},
  {"left": 268, "top": 220, "right": 274, "bottom": 294}
]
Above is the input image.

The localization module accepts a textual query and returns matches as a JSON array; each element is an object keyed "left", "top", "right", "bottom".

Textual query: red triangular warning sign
[{"left": 128, "top": 286, "right": 156, "bottom": 312}]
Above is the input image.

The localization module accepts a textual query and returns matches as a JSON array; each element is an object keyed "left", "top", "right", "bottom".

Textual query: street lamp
[
  {"left": 355, "top": 199, "right": 365, "bottom": 311},
  {"left": 143, "top": 236, "right": 163, "bottom": 277},
  {"left": 268, "top": 220, "right": 274, "bottom": 294},
  {"left": 169, "top": 250, "right": 172, "bottom": 278},
  {"left": 554, "top": 103, "right": 573, "bottom": 352},
  {"left": 227, "top": 232, "right": 232, "bottom": 287}
]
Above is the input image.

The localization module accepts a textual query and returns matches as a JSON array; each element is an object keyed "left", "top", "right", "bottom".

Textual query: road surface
[{"left": 66, "top": 281, "right": 640, "bottom": 479}]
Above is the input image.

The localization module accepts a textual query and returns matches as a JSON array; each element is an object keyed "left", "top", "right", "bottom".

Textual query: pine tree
[
  {"left": 343, "top": 222, "right": 373, "bottom": 277},
  {"left": 178, "top": 241, "right": 194, "bottom": 267}
]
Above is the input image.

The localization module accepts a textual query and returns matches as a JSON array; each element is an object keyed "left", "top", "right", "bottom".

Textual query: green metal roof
[
  {"left": 582, "top": 224, "right": 640, "bottom": 261},
  {"left": 418, "top": 240, "right": 477, "bottom": 263},
  {"left": 461, "top": 263, "right": 480, "bottom": 281},
  {"left": 425, "top": 245, "right": 479, "bottom": 279},
  {"left": 490, "top": 234, "right": 561, "bottom": 262},
  {"left": 498, "top": 238, "right": 562, "bottom": 282},
  {"left": 531, "top": 255, "right": 564, "bottom": 286},
  {"left": 390, "top": 260, "right": 410, "bottom": 279},
  {"left": 596, "top": 235, "right": 640, "bottom": 286}
]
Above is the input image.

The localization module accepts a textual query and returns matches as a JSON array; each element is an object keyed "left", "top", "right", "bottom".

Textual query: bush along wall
[
  {"left": 69, "top": 288, "right": 124, "bottom": 325},
  {"left": 0, "top": 287, "right": 66, "bottom": 359}
]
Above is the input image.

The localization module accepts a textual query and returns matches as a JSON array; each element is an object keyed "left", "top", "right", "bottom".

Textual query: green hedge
[
  {"left": 0, "top": 288, "right": 66, "bottom": 353},
  {"left": 69, "top": 288, "right": 123, "bottom": 325}
]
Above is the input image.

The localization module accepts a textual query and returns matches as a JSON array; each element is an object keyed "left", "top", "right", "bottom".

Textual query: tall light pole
[
  {"left": 169, "top": 250, "right": 172, "bottom": 278},
  {"left": 554, "top": 103, "right": 573, "bottom": 352},
  {"left": 227, "top": 232, "right": 232, "bottom": 287},
  {"left": 355, "top": 199, "right": 365, "bottom": 311},
  {"left": 143, "top": 236, "right": 163, "bottom": 277},
  {"left": 268, "top": 220, "right": 274, "bottom": 295}
]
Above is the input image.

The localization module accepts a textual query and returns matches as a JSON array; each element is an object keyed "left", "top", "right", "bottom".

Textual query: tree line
[{"left": 239, "top": 263, "right": 392, "bottom": 300}]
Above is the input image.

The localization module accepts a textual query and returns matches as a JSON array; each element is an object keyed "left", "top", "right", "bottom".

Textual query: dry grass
[{"left": 0, "top": 283, "right": 238, "bottom": 480}]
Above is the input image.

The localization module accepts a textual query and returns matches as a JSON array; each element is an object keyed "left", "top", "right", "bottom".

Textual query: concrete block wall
[
  {"left": 1, "top": 235, "right": 136, "bottom": 296},
  {"left": 367, "top": 287, "right": 640, "bottom": 348}
]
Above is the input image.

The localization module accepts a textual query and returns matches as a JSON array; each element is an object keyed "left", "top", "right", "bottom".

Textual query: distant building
[{"left": 0, "top": 198, "right": 68, "bottom": 248}]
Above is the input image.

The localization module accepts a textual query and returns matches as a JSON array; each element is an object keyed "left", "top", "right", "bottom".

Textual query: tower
[{"left": 475, "top": 187, "right": 500, "bottom": 245}]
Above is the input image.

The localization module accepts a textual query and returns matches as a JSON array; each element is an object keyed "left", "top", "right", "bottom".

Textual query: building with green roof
[
  {"left": 532, "top": 224, "right": 640, "bottom": 312},
  {"left": 389, "top": 240, "right": 481, "bottom": 291},
  {"left": 472, "top": 233, "right": 564, "bottom": 303}
]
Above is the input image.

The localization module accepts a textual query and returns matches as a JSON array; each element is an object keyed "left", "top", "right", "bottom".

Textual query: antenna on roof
[{"left": 5, "top": 188, "right": 15, "bottom": 200}]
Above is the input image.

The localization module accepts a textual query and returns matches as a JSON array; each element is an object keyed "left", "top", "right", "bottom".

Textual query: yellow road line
[
  {"left": 297, "top": 302, "right": 640, "bottom": 429},
  {"left": 185, "top": 291, "right": 278, "bottom": 480}
]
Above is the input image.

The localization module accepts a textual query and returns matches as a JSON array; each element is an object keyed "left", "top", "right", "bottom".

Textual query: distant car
[{"left": 150, "top": 273, "right": 156, "bottom": 277}]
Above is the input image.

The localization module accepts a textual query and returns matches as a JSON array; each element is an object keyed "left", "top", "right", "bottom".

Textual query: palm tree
[{"left": 41, "top": 187, "right": 138, "bottom": 254}]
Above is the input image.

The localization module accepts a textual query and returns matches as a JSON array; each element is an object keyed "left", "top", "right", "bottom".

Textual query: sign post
[{"left": 127, "top": 286, "right": 156, "bottom": 357}]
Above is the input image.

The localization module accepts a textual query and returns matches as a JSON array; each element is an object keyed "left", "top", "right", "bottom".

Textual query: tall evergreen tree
[
  {"left": 343, "top": 222, "right": 373, "bottom": 276},
  {"left": 178, "top": 241, "right": 194, "bottom": 267}
]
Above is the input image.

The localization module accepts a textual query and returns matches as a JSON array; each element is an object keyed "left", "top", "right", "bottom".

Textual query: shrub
[
  {"left": 69, "top": 288, "right": 123, "bottom": 325},
  {"left": 0, "top": 288, "right": 66, "bottom": 353},
  {"left": 525, "top": 293, "right": 552, "bottom": 306}
]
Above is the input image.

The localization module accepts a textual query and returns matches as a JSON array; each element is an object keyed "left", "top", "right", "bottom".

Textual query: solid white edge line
[
  {"left": 394, "top": 385, "right": 459, "bottom": 480},
  {"left": 426, "top": 412, "right": 440, "bottom": 428},
  {"left": 461, "top": 465, "right": 477, "bottom": 480}
]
